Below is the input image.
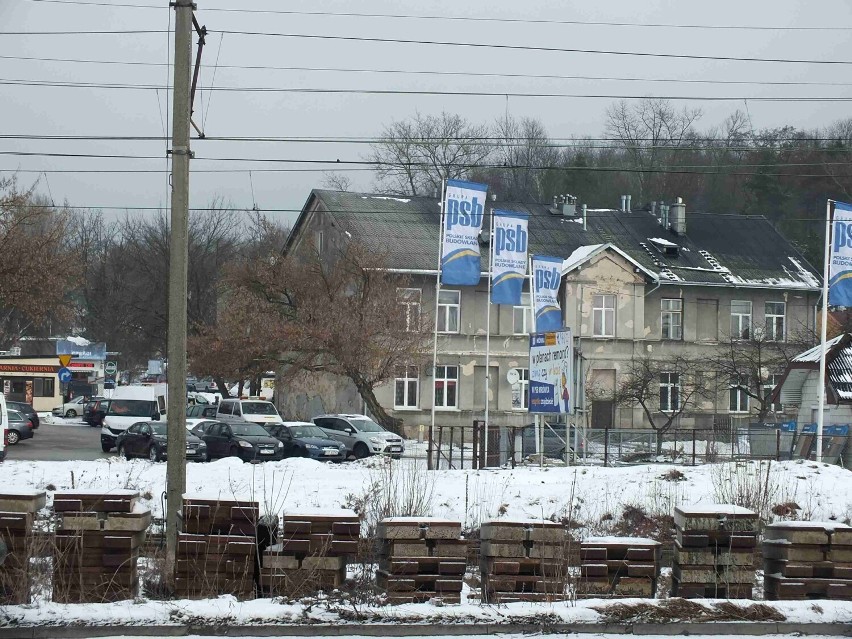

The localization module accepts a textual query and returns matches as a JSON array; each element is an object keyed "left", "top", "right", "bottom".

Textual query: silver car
[{"left": 312, "top": 414, "right": 404, "bottom": 459}]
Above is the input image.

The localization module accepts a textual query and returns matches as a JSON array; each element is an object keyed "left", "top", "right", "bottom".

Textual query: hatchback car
[
  {"left": 52, "top": 396, "right": 88, "bottom": 418},
  {"left": 7, "top": 401, "right": 38, "bottom": 429},
  {"left": 313, "top": 414, "right": 405, "bottom": 459},
  {"left": 116, "top": 420, "right": 207, "bottom": 462},
  {"left": 191, "top": 420, "right": 284, "bottom": 462},
  {"left": 84, "top": 399, "right": 111, "bottom": 427},
  {"left": 264, "top": 422, "right": 347, "bottom": 462},
  {"left": 6, "top": 409, "right": 34, "bottom": 445}
]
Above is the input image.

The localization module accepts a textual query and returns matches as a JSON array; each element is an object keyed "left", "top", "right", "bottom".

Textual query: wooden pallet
[{"left": 764, "top": 574, "right": 852, "bottom": 600}]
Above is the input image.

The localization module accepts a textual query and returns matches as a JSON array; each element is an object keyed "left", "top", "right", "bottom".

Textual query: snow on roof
[
  {"left": 65, "top": 335, "right": 91, "bottom": 346},
  {"left": 360, "top": 196, "right": 411, "bottom": 203},
  {"left": 647, "top": 237, "right": 678, "bottom": 247},
  {"left": 282, "top": 507, "right": 357, "bottom": 518},
  {"left": 765, "top": 521, "right": 852, "bottom": 531},
  {"left": 788, "top": 257, "right": 821, "bottom": 288},
  {"left": 676, "top": 504, "right": 757, "bottom": 515},
  {"left": 561, "top": 244, "right": 605, "bottom": 274},
  {"left": 584, "top": 536, "right": 660, "bottom": 545},
  {"left": 793, "top": 335, "right": 844, "bottom": 363}
]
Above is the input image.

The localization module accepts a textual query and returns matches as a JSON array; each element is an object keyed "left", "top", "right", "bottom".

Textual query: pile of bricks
[
  {"left": 480, "top": 519, "right": 567, "bottom": 603},
  {"left": 578, "top": 537, "right": 661, "bottom": 598},
  {"left": 376, "top": 517, "right": 466, "bottom": 604},
  {"left": 175, "top": 497, "right": 260, "bottom": 599},
  {"left": 764, "top": 521, "right": 852, "bottom": 600},
  {"left": 53, "top": 490, "right": 150, "bottom": 603},
  {"left": 259, "top": 509, "right": 359, "bottom": 597},
  {"left": 671, "top": 505, "right": 757, "bottom": 599},
  {"left": 0, "top": 490, "right": 46, "bottom": 604}
]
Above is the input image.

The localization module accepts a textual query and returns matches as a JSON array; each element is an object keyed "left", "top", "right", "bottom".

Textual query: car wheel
[
  {"left": 149, "top": 446, "right": 160, "bottom": 462},
  {"left": 6, "top": 430, "right": 19, "bottom": 445},
  {"left": 118, "top": 444, "right": 130, "bottom": 460},
  {"left": 353, "top": 442, "right": 370, "bottom": 459},
  {"left": 65, "top": 409, "right": 77, "bottom": 418},
  {"left": 101, "top": 442, "right": 112, "bottom": 453}
]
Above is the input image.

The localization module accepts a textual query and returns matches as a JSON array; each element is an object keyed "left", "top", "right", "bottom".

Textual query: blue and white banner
[
  {"left": 529, "top": 328, "right": 573, "bottom": 414},
  {"left": 441, "top": 179, "right": 488, "bottom": 285},
  {"left": 490, "top": 210, "right": 529, "bottom": 305},
  {"left": 532, "top": 255, "right": 562, "bottom": 331},
  {"left": 830, "top": 201, "right": 852, "bottom": 306}
]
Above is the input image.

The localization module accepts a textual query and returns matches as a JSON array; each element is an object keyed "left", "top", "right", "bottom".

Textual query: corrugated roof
[{"left": 298, "top": 190, "right": 821, "bottom": 289}]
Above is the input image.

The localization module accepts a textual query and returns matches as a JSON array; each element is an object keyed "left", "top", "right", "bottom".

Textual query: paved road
[{"left": 6, "top": 419, "right": 114, "bottom": 461}]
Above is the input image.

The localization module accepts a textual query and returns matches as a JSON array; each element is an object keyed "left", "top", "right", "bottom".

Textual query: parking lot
[{"left": 5, "top": 418, "right": 112, "bottom": 462}]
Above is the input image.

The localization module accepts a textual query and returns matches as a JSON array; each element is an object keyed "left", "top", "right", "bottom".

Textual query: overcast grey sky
[{"left": 2, "top": 0, "right": 852, "bottom": 226}]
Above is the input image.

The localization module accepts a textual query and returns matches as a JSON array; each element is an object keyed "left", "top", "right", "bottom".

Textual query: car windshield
[
  {"left": 151, "top": 423, "right": 168, "bottom": 436},
  {"left": 349, "top": 418, "right": 384, "bottom": 433},
  {"left": 240, "top": 402, "right": 278, "bottom": 415},
  {"left": 108, "top": 400, "right": 156, "bottom": 417},
  {"left": 289, "top": 424, "right": 328, "bottom": 438},
  {"left": 230, "top": 422, "right": 271, "bottom": 437}
]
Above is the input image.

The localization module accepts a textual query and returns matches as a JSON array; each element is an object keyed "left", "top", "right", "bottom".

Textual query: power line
[{"left": 14, "top": 0, "right": 852, "bottom": 32}]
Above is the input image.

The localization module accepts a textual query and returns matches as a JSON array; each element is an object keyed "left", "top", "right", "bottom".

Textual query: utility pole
[{"left": 165, "top": 0, "right": 194, "bottom": 570}]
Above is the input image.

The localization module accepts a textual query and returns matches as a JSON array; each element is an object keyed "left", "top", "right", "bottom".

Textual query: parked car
[
  {"left": 7, "top": 401, "right": 38, "bottom": 429},
  {"left": 191, "top": 420, "right": 284, "bottom": 462},
  {"left": 6, "top": 409, "right": 34, "bottom": 445},
  {"left": 116, "top": 420, "right": 206, "bottom": 462},
  {"left": 196, "top": 378, "right": 218, "bottom": 392},
  {"left": 186, "top": 404, "right": 218, "bottom": 419},
  {"left": 264, "top": 421, "right": 347, "bottom": 462},
  {"left": 519, "top": 422, "right": 574, "bottom": 460},
  {"left": 313, "top": 414, "right": 404, "bottom": 459},
  {"left": 83, "top": 398, "right": 110, "bottom": 427},
  {"left": 52, "top": 396, "right": 88, "bottom": 418},
  {"left": 217, "top": 399, "right": 284, "bottom": 426}
]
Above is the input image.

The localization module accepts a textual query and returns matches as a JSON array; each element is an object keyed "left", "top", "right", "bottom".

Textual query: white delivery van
[{"left": 100, "top": 384, "right": 167, "bottom": 452}]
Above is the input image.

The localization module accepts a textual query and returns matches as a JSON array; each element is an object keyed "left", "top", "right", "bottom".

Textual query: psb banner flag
[
  {"left": 490, "top": 210, "right": 529, "bottom": 305},
  {"left": 528, "top": 328, "right": 573, "bottom": 414},
  {"left": 830, "top": 201, "right": 852, "bottom": 306},
  {"left": 441, "top": 179, "right": 488, "bottom": 285},
  {"left": 532, "top": 255, "right": 562, "bottom": 331}
]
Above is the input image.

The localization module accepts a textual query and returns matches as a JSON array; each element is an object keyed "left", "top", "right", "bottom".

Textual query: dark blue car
[{"left": 264, "top": 422, "right": 347, "bottom": 462}]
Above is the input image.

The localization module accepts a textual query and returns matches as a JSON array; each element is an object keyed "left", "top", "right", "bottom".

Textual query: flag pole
[
  {"left": 816, "top": 199, "right": 833, "bottom": 463},
  {"left": 528, "top": 256, "right": 540, "bottom": 466},
  {"left": 483, "top": 210, "right": 495, "bottom": 468},
  {"left": 429, "top": 180, "right": 447, "bottom": 471}
]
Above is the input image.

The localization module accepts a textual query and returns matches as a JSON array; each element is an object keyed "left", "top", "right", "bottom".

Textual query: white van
[
  {"left": 0, "top": 394, "right": 7, "bottom": 462},
  {"left": 217, "top": 399, "right": 284, "bottom": 426},
  {"left": 100, "top": 384, "right": 167, "bottom": 452}
]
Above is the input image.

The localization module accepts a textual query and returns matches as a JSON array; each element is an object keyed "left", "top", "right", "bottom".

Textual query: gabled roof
[
  {"left": 561, "top": 243, "right": 658, "bottom": 280},
  {"left": 775, "top": 333, "right": 852, "bottom": 405},
  {"left": 288, "top": 189, "right": 821, "bottom": 290}
]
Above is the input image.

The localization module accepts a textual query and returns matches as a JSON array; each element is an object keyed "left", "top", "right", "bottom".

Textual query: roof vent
[{"left": 648, "top": 237, "right": 680, "bottom": 257}]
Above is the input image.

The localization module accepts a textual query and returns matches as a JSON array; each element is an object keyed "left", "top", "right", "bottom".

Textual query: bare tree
[
  {"left": 489, "top": 115, "right": 560, "bottom": 201},
  {"left": 613, "top": 354, "right": 709, "bottom": 454},
  {"left": 322, "top": 171, "right": 352, "bottom": 192},
  {"left": 367, "top": 111, "right": 492, "bottom": 196}
]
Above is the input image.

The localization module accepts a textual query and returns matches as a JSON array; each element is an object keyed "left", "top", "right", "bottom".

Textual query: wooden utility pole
[{"left": 165, "top": 0, "right": 194, "bottom": 569}]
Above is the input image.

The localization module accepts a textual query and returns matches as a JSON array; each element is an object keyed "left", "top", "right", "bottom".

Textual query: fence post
[
  {"left": 776, "top": 428, "right": 781, "bottom": 462},
  {"left": 461, "top": 426, "right": 466, "bottom": 470},
  {"left": 604, "top": 424, "right": 609, "bottom": 467},
  {"left": 449, "top": 426, "right": 455, "bottom": 470},
  {"left": 692, "top": 429, "right": 697, "bottom": 466}
]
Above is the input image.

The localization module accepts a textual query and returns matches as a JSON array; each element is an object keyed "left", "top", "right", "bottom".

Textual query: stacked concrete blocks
[
  {"left": 480, "top": 519, "right": 567, "bottom": 603},
  {"left": 376, "top": 517, "right": 466, "bottom": 604},
  {"left": 764, "top": 521, "right": 852, "bottom": 600},
  {"left": 259, "top": 509, "right": 359, "bottom": 598},
  {"left": 53, "top": 490, "right": 149, "bottom": 603},
  {"left": 578, "top": 537, "right": 661, "bottom": 598},
  {"left": 671, "top": 505, "right": 757, "bottom": 599},
  {"left": 0, "top": 491, "right": 46, "bottom": 604}
]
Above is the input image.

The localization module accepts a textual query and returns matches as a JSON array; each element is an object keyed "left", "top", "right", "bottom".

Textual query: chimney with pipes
[
  {"left": 562, "top": 194, "right": 577, "bottom": 217},
  {"left": 670, "top": 197, "right": 686, "bottom": 235},
  {"left": 625, "top": 194, "right": 632, "bottom": 212},
  {"left": 620, "top": 195, "right": 627, "bottom": 212}
]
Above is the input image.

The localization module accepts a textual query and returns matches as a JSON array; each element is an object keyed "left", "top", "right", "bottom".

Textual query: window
[
  {"left": 217, "top": 402, "right": 232, "bottom": 415},
  {"left": 763, "top": 374, "right": 783, "bottom": 413},
  {"left": 434, "top": 365, "right": 458, "bottom": 409},
  {"left": 397, "top": 288, "right": 421, "bottom": 332},
  {"left": 33, "top": 377, "right": 54, "bottom": 397},
  {"left": 438, "top": 290, "right": 461, "bottom": 333},
  {"left": 729, "top": 376, "right": 750, "bottom": 413},
  {"left": 315, "top": 229, "right": 324, "bottom": 252},
  {"left": 513, "top": 293, "right": 532, "bottom": 335},
  {"left": 511, "top": 368, "right": 530, "bottom": 410},
  {"left": 659, "top": 372, "right": 680, "bottom": 412},
  {"left": 592, "top": 294, "right": 616, "bottom": 337},
  {"left": 394, "top": 366, "right": 419, "bottom": 409},
  {"left": 765, "top": 302, "right": 786, "bottom": 341},
  {"left": 661, "top": 298, "right": 683, "bottom": 340},
  {"left": 730, "top": 301, "right": 752, "bottom": 340}
]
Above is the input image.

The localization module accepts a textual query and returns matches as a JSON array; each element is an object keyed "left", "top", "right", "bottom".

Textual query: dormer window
[{"left": 648, "top": 237, "right": 680, "bottom": 258}]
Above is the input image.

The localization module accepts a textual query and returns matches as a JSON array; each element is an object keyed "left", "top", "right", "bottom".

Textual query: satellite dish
[{"left": 506, "top": 368, "right": 520, "bottom": 385}]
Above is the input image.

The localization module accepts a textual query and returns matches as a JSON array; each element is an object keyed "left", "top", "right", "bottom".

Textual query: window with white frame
[
  {"left": 438, "top": 290, "right": 461, "bottom": 333},
  {"left": 511, "top": 368, "right": 530, "bottom": 410},
  {"left": 762, "top": 373, "right": 783, "bottom": 413},
  {"left": 729, "top": 375, "right": 750, "bottom": 413},
  {"left": 730, "top": 301, "right": 752, "bottom": 340},
  {"left": 397, "top": 288, "right": 421, "bottom": 332},
  {"left": 659, "top": 372, "right": 680, "bottom": 412},
  {"left": 765, "top": 302, "right": 786, "bottom": 341},
  {"left": 593, "top": 294, "right": 616, "bottom": 337},
  {"left": 661, "top": 298, "right": 683, "bottom": 340},
  {"left": 434, "top": 365, "right": 459, "bottom": 409},
  {"left": 394, "top": 366, "right": 419, "bottom": 409},
  {"left": 513, "top": 293, "right": 532, "bottom": 335}
]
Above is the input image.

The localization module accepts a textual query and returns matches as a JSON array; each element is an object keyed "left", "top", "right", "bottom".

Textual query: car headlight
[
  {"left": 305, "top": 444, "right": 318, "bottom": 449},
  {"left": 339, "top": 444, "right": 346, "bottom": 450},
  {"left": 238, "top": 440, "right": 253, "bottom": 448},
  {"left": 369, "top": 437, "right": 381, "bottom": 444},
  {"left": 198, "top": 443, "right": 206, "bottom": 449},
  {"left": 277, "top": 441, "right": 284, "bottom": 448}
]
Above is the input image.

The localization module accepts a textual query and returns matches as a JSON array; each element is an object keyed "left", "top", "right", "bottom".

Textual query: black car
[
  {"left": 186, "top": 404, "right": 218, "bottom": 419},
  {"left": 7, "top": 401, "right": 39, "bottom": 429},
  {"left": 264, "top": 422, "right": 347, "bottom": 462},
  {"left": 191, "top": 420, "right": 283, "bottom": 462},
  {"left": 84, "top": 399, "right": 111, "bottom": 427},
  {"left": 116, "top": 420, "right": 207, "bottom": 462}
]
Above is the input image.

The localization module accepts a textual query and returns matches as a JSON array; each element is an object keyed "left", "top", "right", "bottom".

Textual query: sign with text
[
  {"left": 440, "top": 179, "right": 488, "bottom": 285},
  {"left": 490, "top": 210, "right": 528, "bottom": 305},
  {"left": 528, "top": 328, "right": 573, "bottom": 414},
  {"left": 831, "top": 201, "right": 852, "bottom": 306},
  {"left": 56, "top": 340, "right": 107, "bottom": 361},
  {"left": 532, "top": 255, "right": 563, "bottom": 331}
]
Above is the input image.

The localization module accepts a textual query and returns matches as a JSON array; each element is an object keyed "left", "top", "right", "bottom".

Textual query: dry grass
[{"left": 593, "top": 598, "right": 786, "bottom": 623}]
